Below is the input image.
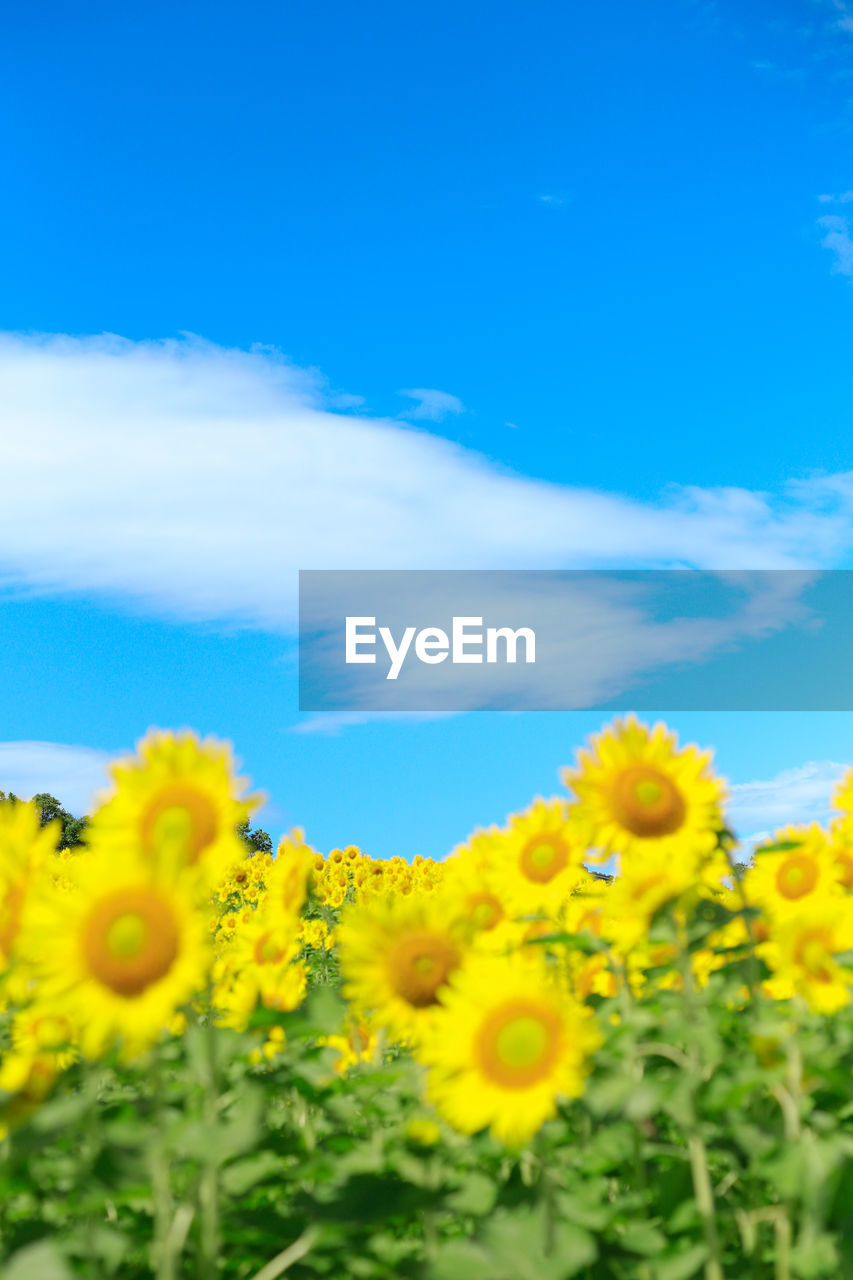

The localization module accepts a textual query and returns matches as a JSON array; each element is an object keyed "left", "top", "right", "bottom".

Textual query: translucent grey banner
[{"left": 298, "top": 570, "right": 853, "bottom": 711}]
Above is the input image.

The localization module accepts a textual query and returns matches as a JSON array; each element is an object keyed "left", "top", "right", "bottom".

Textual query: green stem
[
  {"left": 616, "top": 961, "right": 654, "bottom": 1280},
  {"left": 721, "top": 841, "right": 761, "bottom": 1006},
  {"left": 198, "top": 1013, "right": 220, "bottom": 1280},
  {"left": 151, "top": 1052, "right": 175, "bottom": 1280},
  {"left": 248, "top": 1227, "right": 317, "bottom": 1280},
  {"left": 774, "top": 1209, "right": 792, "bottom": 1280},
  {"left": 783, "top": 1019, "right": 822, "bottom": 1258},
  {"left": 676, "top": 926, "right": 725, "bottom": 1280},
  {"left": 535, "top": 1133, "right": 557, "bottom": 1256},
  {"left": 0, "top": 1129, "right": 9, "bottom": 1253},
  {"left": 688, "top": 1131, "right": 724, "bottom": 1280},
  {"left": 84, "top": 1064, "right": 105, "bottom": 1280}
]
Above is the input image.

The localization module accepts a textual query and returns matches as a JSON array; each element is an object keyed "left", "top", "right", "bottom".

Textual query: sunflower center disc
[
  {"left": 388, "top": 932, "right": 459, "bottom": 1008},
  {"left": 140, "top": 784, "right": 219, "bottom": 863},
  {"left": 477, "top": 999, "right": 560, "bottom": 1089},
  {"left": 84, "top": 889, "right": 180, "bottom": 997},
  {"left": 776, "top": 854, "right": 818, "bottom": 901},
  {"left": 611, "top": 766, "right": 686, "bottom": 838},
  {"left": 520, "top": 839, "right": 569, "bottom": 884}
]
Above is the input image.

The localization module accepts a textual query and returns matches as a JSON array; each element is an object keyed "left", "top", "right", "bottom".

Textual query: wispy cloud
[
  {"left": 728, "top": 759, "right": 847, "bottom": 852},
  {"left": 751, "top": 59, "right": 805, "bottom": 82},
  {"left": 0, "top": 741, "right": 112, "bottom": 813},
  {"left": 289, "top": 711, "right": 454, "bottom": 736},
  {"left": 2, "top": 333, "right": 853, "bottom": 635},
  {"left": 398, "top": 388, "right": 464, "bottom": 422},
  {"left": 818, "top": 214, "right": 853, "bottom": 275},
  {"left": 537, "top": 194, "right": 571, "bottom": 208},
  {"left": 829, "top": 0, "right": 853, "bottom": 33}
]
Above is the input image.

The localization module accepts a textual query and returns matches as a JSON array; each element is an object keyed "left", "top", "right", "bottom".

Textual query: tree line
[{"left": 0, "top": 791, "right": 273, "bottom": 855}]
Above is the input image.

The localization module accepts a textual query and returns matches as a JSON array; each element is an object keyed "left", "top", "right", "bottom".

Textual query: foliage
[
  {"left": 237, "top": 818, "right": 273, "bottom": 856},
  {"left": 0, "top": 790, "right": 89, "bottom": 850}
]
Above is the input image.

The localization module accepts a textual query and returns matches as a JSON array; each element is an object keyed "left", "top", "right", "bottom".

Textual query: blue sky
[{"left": 2, "top": 0, "right": 853, "bottom": 856}]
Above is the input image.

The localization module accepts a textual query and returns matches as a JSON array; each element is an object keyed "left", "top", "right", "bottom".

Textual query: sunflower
[
  {"left": 602, "top": 843, "right": 712, "bottom": 953},
  {"left": 562, "top": 873, "right": 611, "bottom": 938},
  {"left": 11, "top": 1003, "right": 78, "bottom": 1071},
  {"left": 418, "top": 954, "right": 601, "bottom": 1146},
  {"left": 828, "top": 822, "right": 853, "bottom": 891},
  {"left": 298, "top": 917, "right": 333, "bottom": 951},
  {"left": 0, "top": 799, "right": 60, "bottom": 974},
  {"left": 20, "top": 844, "right": 211, "bottom": 1059},
  {"left": 563, "top": 715, "right": 726, "bottom": 868},
  {"left": 217, "top": 856, "right": 261, "bottom": 904},
  {"left": 745, "top": 826, "right": 841, "bottom": 921},
  {"left": 759, "top": 895, "right": 853, "bottom": 1015},
  {"left": 319, "top": 1017, "right": 378, "bottom": 1076},
  {"left": 264, "top": 831, "right": 314, "bottom": 927},
  {"left": 0, "top": 1051, "right": 59, "bottom": 1137},
  {"left": 484, "top": 799, "right": 586, "bottom": 918},
  {"left": 442, "top": 829, "right": 511, "bottom": 941},
  {"left": 833, "top": 769, "right": 853, "bottom": 834},
  {"left": 337, "top": 895, "right": 468, "bottom": 1042},
  {"left": 89, "top": 729, "right": 260, "bottom": 887},
  {"left": 213, "top": 915, "right": 305, "bottom": 1030}
]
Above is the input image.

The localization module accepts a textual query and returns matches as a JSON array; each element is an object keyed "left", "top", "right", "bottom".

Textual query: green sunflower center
[
  {"left": 388, "top": 931, "right": 460, "bottom": 1008},
  {"left": 476, "top": 999, "right": 561, "bottom": 1088},
  {"left": 520, "top": 837, "right": 569, "bottom": 884},
  {"left": 83, "top": 888, "right": 180, "bottom": 997},
  {"left": 611, "top": 765, "right": 686, "bottom": 838},
  {"left": 140, "top": 784, "right": 219, "bottom": 863},
  {"left": 776, "top": 854, "right": 818, "bottom": 901}
]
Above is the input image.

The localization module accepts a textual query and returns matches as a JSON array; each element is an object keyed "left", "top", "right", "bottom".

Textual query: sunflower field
[{"left": 3, "top": 719, "right": 853, "bottom": 1279}]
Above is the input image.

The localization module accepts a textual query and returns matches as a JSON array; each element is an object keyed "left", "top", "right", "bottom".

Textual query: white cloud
[
  {"left": 835, "top": 4, "right": 853, "bottom": 33},
  {"left": 290, "top": 711, "right": 454, "bottom": 735},
  {"left": 0, "top": 741, "right": 112, "bottom": 814},
  {"left": 728, "top": 760, "right": 847, "bottom": 851},
  {"left": 818, "top": 214, "right": 853, "bottom": 274},
  {"left": 1, "top": 332, "right": 853, "bottom": 635},
  {"left": 398, "top": 387, "right": 465, "bottom": 421},
  {"left": 821, "top": 0, "right": 853, "bottom": 33}
]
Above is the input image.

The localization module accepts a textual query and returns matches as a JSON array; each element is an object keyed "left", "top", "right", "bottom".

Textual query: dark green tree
[
  {"left": 2, "top": 788, "right": 274, "bottom": 857},
  {"left": 237, "top": 818, "right": 273, "bottom": 855},
  {"left": 30, "top": 793, "right": 90, "bottom": 850}
]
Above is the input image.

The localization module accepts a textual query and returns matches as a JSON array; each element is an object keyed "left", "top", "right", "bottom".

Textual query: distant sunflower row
[{"left": 3, "top": 717, "right": 853, "bottom": 1145}]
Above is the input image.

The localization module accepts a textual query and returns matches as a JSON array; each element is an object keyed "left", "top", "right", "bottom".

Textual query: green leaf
[
  {"left": 4, "top": 1241, "right": 72, "bottom": 1280},
  {"left": 302, "top": 986, "right": 349, "bottom": 1034},
  {"left": 427, "top": 1241, "right": 495, "bottom": 1280},
  {"left": 522, "top": 931, "right": 603, "bottom": 954},
  {"left": 447, "top": 1172, "right": 497, "bottom": 1216},
  {"left": 585, "top": 1074, "right": 637, "bottom": 1117},
  {"left": 618, "top": 1222, "right": 668, "bottom": 1256},
  {"left": 221, "top": 1151, "right": 283, "bottom": 1196},
  {"left": 480, "top": 1206, "right": 597, "bottom": 1279},
  {"left": 624, "top": 1081, "right": 663, "bottom": 1121},
  {"left": 790, "top": 1232, "right": 840, "bottom": 1278},
  {"left": 654, "top": 1243, "right": 710, "bottom": 1280}
]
